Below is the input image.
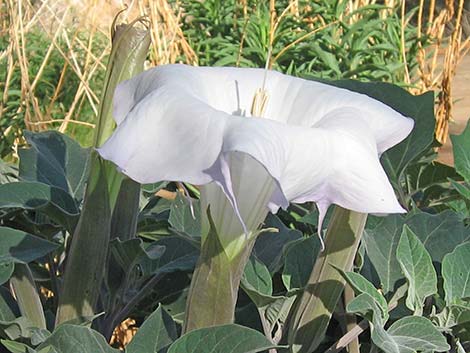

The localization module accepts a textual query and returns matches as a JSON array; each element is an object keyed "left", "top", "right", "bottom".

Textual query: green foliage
[
  {"left": 180, "top": 0, "right": 424, "bottom": 84},
  {"left": 167, "top": 324, "right": 281, "bottom": 353},
  {"left": 396, "top": 225, "right": 437, "bottom": 314},
  {"left": 0, "top": 227, "right": 57, "bottom": 264},
  {"left": 19, "top": 131, "right": 90, "bottom": 201},
  {"left": 126, "top": 305, "right": 177, "bottom": 353},
  {"left": 38, "top": 325, "right": 119, "bottom": 353}
]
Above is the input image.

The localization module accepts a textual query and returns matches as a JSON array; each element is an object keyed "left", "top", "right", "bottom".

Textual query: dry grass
[
  {"left": 0, "top": 0, "right": 196, "bottom": 153},
  {"left": 413, "top": 0, "right": 470, "bottom": 144}
]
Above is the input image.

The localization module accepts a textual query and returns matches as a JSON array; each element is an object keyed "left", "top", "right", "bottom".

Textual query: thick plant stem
[
  {"left": 56, "top": 154, "right": 111, "bottom": 325},
  {"left": 183, "top": 212, "right": 256, "bottom": 333},
  {"left": 287, "top": 207, "right": 367, "bottom": 353},
  {"left": 10, "top": 263, "right": 46, "bottom": 329},
  {"left": 55, "top": 15, "right": 149, "bottom": 327}
]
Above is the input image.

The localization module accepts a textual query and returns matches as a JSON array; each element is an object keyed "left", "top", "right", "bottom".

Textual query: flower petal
[
  {"left": 98, "top": 65, "right": 413, "bottom": 231},
  {"left": 111, "top": 65, "right": 413, "bottom": 153}
]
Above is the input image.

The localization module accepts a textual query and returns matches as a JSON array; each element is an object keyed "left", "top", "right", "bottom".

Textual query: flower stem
[
  {"left": 183, "top": 209, "right": 256, "bottom": 332},
  {"left": 287, "top": 206, "right": 367, "bottom": 353}
]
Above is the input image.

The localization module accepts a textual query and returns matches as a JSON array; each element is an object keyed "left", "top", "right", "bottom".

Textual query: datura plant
[{"left": 98, "top": 65, "right": 413, "bottom": 335}]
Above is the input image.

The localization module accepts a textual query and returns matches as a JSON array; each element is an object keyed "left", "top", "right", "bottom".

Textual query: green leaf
[
  {"left": 373, "top": 316, "right": 450, "bottom": 353},
  {"left": 409, "top": 161, "right": 461, "bottom": 191},
  {"left": 110, "top": 238, "right": 165, "bottom": 278},
  {"left": 0, "top": 159, "right": 17, "bottom": 184},
  {"left": 434, "top": 304, "right": 470, "bottom": 333},
  {"left": 111, "top": 178, "right": 141, "bottom": 241},
  {"left": 169, "top": 193, "right": 200, "bottom": 238},
  {"left": 167, "top": 324, "right": 280, "bottom": 353},
  {"left": 0, "top": 263, "right": 14, "bottom": 285},
  {"left": 363, "top": 215, "right": 405, "bottom": 295},
  {"left": 339, "top": 270, "right": 388, "bottom": 319},
  {"left": 282, "top": 235, "right": 320, "bottom": 291},
  {"left": 0, "top": 227, "right": 58, "bottom": 264},
  {"left": 0, "top": 182, "right": 79, "bottom": 232},
  {"left": 0, "top": 287, "right": 18, "bottom": 322},
  {"left": 149, "top": 236, "right": 199, "bottom": 277},
  {"left": 442, "top": 242, "right": 470, "bottom": 305},
  {"left": 0, "top": 317, "right": 35, "bottom": 340},
  {"left": 449, "top": 179, "right": 470, "bottom": 200},
  {"left": 451, "top": 120, "right": 470, "bottom": 182},
  {"left": 1, "top": 340, "right": 36, "bottom": 353},
  {"left": 38, "top": 325, "right": 119, "bottom": 353},
  {"left": 263, "top": 295, "right": 296, "bottom": 334},
  {"left": 253, "top": 214, "right": 302, "bottom": 273},
  {"left": 241, "top": 256, "right": 277, "bottom": 307},
  {"left": 126, "top": 305, "right": 177, "bottom": 353},
  {"left": 396, "top": 225, "right": 437, "bottom": 313},
  {"left": 19, "top": 131, "right": 90, "bottom": 200},
  {"left": 406, "top": 210, "right": 470, "bottom": 265},
  {"left": 347, "top": 292, "right": 385, "bottom": 324}
]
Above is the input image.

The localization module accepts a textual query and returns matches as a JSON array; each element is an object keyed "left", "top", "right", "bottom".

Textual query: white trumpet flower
[{"left": 98, "top": 64, "right": 413, "bottom": 256}]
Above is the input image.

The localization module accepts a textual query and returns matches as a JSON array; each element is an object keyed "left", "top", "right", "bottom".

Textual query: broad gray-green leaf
[
  {"left": 451, "top": 120, "right": 470, "bottom": 182},
  {"left": 373, "top": 316, "right": 450, "bottom": 353},
  {"left": 264, "top": 296, "right": 296, "bottom": 333},
  {"left": 339, "top": 270, "right": 387, "bottom": 319},
  {"left": 0, "top": 317, "right": 35, "bottom": 340},
  {"left": 169, "top": 193, "right": 200, "bottom": 238},
  {"left": 409, "top": 161, "right": 461, "bottom": 191},
  {"left": 167, "top": 324, "right": 280, "bottom": 353},
  {"left": 0, "top": 288, "right": 18, "bottom": 322},
  {"left": 0, "top": 263, "right": 14, "bottom": 285},
  {"left": 282, "top": 235, "right": 321, "bottom": 291},
  {"left": 347, "top": 293, "right": 385, "bottom": 325},
  {"left": 442, "top": 242, "right": 470, "bottom": 305},
  {"left": 149, "top": 237, "right": 199, "bottom": 276},
  {"left": 241, "top": 256, "right": 277, "bottom": 307},
  {"left": 1, "top": 340, "right": 37, "bottom": 353},
  {"left": 396, "top": 225, "right": 437, "bottom": 313},
  {"left": 450, "top": 179, "right": 470, "bottom": 200},
  {"left": 363, "top": 215, "right": 405, "bottom": 295},
  {"left": 19, "top": 131, "right": 90, "bottom": 200},
  {"left": 126, "top": 305, "right": 177, "bottom": 353},
  {"left": 253, "top": 214, "right": 302, "bottom": 273},
  {"left": 0, "top": 159, "right": 17, "bottom": 184},
  {"left": 111, "top": 178, "right": 140, "bottom": 241},
  {"left": 434, "top": 304, "right": 470, "bottom": 337},
  {"left": 0, "top": 227, "right": 58, "bottom": 264},
  {"left": 38, "top": 324, "right": 119, "bottom": 353},
  {"left": 0, "top": 182, "right": 79, "bottom": 232},
  {"left": 110, "top": 238, "right": 165, "bottom": 277},
  {"left": 406, "top": 210, "right": 470, "bottom": 265}
]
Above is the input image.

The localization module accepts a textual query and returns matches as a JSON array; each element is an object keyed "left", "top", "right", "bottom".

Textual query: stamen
[{"left": 250, "top": 46, "right": 272, "bottom": 118}]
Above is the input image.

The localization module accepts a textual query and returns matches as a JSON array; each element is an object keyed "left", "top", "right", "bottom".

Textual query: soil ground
[{"left": 438, "top": 54, "right": 470, "bottom": 165}]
